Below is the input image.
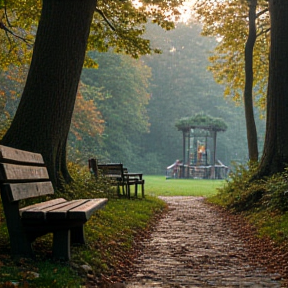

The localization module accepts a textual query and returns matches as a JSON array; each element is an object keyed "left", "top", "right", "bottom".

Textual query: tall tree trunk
[
  {"left": 257, "top": 0, "right": 288, "bottom": 176},
  {"left": 1, "top": 0, "right": 97, "bottom": 188},
  {"left": 244, "top": 0, "right": 258, "bottom": 162}
]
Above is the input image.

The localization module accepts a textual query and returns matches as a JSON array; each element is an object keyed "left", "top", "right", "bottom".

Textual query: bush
[
  {"left": 209, "top": 162, "right": 288, "bottom": 213},
  {"left": 58, "top": 162, "right": 116, "bottom": 200}
]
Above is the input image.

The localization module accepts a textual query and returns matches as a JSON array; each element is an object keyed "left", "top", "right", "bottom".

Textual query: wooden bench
[
  {"left": 0, "top": 145, "right": 108, "bottom": 260},
  {"left": 124, "top": 170, "right": 145, "bottom": 199},
  {"left": 88, "top": 159, "right": 145, "bottom": 198},
  {"left": 97, "top": 163, "right": 127, "bottom": 196}
]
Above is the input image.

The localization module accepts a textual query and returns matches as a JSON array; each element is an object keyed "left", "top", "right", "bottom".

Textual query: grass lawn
[{"left": 145, "top": 175, "right": 225, "bottom": 197}]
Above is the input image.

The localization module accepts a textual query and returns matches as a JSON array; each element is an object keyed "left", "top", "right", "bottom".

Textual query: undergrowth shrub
[
  {"left": 262, "top": 170, "right": 288, "bottom": 212},
  {"left": 58, "top": 162, "right": 116, "bottom": 200},
  {"left": 210, "top": 162, "right": 288, "bottom": 213}
]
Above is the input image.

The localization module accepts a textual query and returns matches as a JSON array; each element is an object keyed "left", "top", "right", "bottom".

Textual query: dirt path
[{"left": 125, "top": 196, "right": 285, "bottom": 288}]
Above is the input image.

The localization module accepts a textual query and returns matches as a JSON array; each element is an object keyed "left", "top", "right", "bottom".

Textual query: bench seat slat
[
  {"left": 21, "top": 199, "right": 94, "bottom": 221},
  {"left": 0, "top": 145, "right": 44, "bottom": 165},
  {"left": 20, "top": 198, "right": 68, "bottom": 219},
  {"left": 0, "top": 164, "right": 49, "bottom": 181},
  {"left": 4, "top": 182, "right": 54, "bottom": 202},
  {"left": 68, "top": 198, "right": 108, "bottom": 221},
  {"left": 46, "top": 200, "right": 88, "bottom": 220},
  {"left": 21, "top": 199, "right": 108, "bottom": 222}
]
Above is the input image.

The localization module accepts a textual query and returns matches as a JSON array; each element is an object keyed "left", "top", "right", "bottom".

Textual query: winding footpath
[{"left": 125, "top": 196, "right": 285, "bottom": 288}]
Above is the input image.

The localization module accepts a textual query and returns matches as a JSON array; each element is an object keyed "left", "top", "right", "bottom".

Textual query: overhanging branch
[
  {"left": 257, "top": 27, "right": 270, "bottom": 37},
  {"left": 4, "top": 3, "right": 12, "bottom": 28},
  {"left": 0, "top": 21, "right": 32, "bottom": 46},
  {"left": 95, "top": 8, "right": 116, "bottom": 31},
  {"left": 256, "top": 7, "right": 268, "bottom": 18}
]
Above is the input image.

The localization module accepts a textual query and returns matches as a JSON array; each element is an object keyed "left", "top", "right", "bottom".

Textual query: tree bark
[
  {"left": 1, "top": 0, "right": 97, "bottom": 187},
  {"left": 257, "top": 0, "right": 288, "bottom": 176},
  {"left": 244, "top": 0, "right": 258, "bottom": 162}
]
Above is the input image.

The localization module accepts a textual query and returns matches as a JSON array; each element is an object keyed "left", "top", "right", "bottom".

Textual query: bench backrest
[
  {"left": 97, "top": 163, "right": 124, "bottom": 179},
  {"left": 0, "top": 145, "right": 54, "bottom": 203}
]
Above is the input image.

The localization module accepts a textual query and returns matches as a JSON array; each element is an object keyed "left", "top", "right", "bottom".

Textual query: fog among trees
[
  {"left": 1, "top": 21, "right": 266, "bottom": 176},
  {"left": 79, "top": 22, "right": 265, "bottom": 174}
]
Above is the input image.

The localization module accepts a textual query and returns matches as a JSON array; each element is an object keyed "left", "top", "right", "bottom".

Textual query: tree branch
[
  {"left": 256, "top": 7, "right": 269, "bottom": 18},
  {"left": 0, "top": 21, "right": 32, "bottom": 46},
  {"left": 4, "top": 3, "right": 12, "bottom": 28},
  {"left": 257, "top": 27, "right": 270, "bottom": 37},
  {"left": 95, "top": 8, "right": 116, "bottom": 31},
  {"left": 4, "top": 30, "right": 12, "bottom": 52}
]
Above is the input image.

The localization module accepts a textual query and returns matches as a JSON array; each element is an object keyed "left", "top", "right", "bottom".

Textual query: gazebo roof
[{"left": 175, "top": 113, "right": 228, "bottom": 133}]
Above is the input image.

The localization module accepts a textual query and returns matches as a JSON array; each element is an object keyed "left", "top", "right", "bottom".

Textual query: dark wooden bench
[
  {"left": 124, "top": 171, "right": 145, "bottom": 198},
  {"left": 88, "top": 159, "right": 145, "bottom": 198},
  {"left": 0, "top": 145, "right": 108, "bottom": 260},
  {"left": 97, "top": 163, "right": 127, "bottom": 196}
]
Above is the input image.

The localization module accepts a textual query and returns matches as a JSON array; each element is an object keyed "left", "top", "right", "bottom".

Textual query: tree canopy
[
  {"left": 0, "top": 0, "right": 184, "bottom": 68},
  {"left": 1, "top": 0, "right": 186, "bottom": 187},
  {"left": 194, "top": 0, "right": 270, "bottom": 111}
]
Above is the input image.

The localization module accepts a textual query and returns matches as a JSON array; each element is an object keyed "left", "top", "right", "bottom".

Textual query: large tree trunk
[
  {"left": 1, "top": 0, "right": 97, "bottom": 187},
  {"left": 257, "top": 0, "right": 288, "bottom": 176},
  {"left": 244, "top": 0, "right": 258, "bottom": 162}
]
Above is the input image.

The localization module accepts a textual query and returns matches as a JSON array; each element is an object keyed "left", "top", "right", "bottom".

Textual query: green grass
[
  {"left": 145, "top": 175, "right": 224, "bottom": 197},
  {"left": 0, "top": 256, "right": 82, "bottom": 288}
]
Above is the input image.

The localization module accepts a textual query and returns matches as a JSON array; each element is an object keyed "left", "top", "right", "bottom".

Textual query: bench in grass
[
  {"left": 88, "top": 159, "right": 145, "bottom": 198},
  {"left": 0, "top": 145, "right": 108, "bottom": 260}
]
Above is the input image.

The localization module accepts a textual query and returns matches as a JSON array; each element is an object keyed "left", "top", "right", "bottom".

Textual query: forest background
[{"left": 0, "top": 19, "right": 265, "bottom": 175}]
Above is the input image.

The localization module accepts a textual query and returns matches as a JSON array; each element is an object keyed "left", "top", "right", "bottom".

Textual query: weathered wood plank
[
  {"left": 3, "top": 182, "right": 54, "bottom": 202},
  {"left": 68, "top": 198, "right": 108, "bottom": 221},
  {"left": 0, "top": 145, "right": 44, "bottom": 164},
  {"left": 20, "top": 198, "right": 67, "bottom": 219},
  {"left": 21, "top": 198, "right": 108, "bottom": 222},
  {"left": 46, "top": 200, "right": 89, "bottom": 220},
  {"left": 98, "top": 163, "right": 124, "bottom": 176},
  {"left": 0, "top": 164, "right": 49, "bottom": 181}
]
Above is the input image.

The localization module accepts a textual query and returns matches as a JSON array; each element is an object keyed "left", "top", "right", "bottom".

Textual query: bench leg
[
  {"left": 127, "top": 184, "right": 131, "bottom": 199},
  {"left": 52, "top": 229, "right": 71, "bottom": 260},
  {"left": 10, "top": 232, "right": 34, "bottom": 259},
  {"left": 122, "top": 184, "right": 127, "bottom": 196},
  {"left": 135, "top": 183, "right": 138, "bottom": 198},
  {"left": 71, "top": 226, "right": 85, "bottom": 244},
  {"left": 142, "top": 181, "right": 145, "bottom": 198},
  {"left": 116, "top": 184, "right": 120, "bottom": 197},
  {"left": 1, "top": 193, "right": 34, "bottom": 258}
]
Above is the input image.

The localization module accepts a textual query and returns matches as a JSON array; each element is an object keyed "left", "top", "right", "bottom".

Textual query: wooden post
[
  {"left": 182, "top": 131, "right": 186, "bottom": 178},
  {"left": 211, "top": 131, "right": 217, "bottom": 179},
  {"left": 187, "top": 130, "right": 191, "bottom": 178},
  {"left": 205, "top": 136, "right": 208, "bottom": 166},
  {"left": 88, "top": 158, "right": 98, "bottom": 176}
]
